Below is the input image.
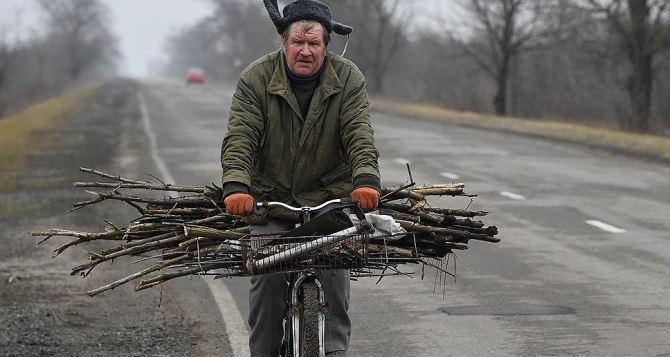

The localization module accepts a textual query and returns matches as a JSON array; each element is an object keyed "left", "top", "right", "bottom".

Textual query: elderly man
[{"left": 220, "top": 0, "right": 381, "bottom": 355}]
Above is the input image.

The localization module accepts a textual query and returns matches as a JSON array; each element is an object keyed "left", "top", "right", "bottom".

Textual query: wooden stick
[
  {"left": 73, "top": 191, "right": 212, "bottom": 208},
  {"left": 135, "top": 262, "right": 233, "bottom": 291},
  {"left": 98, "top": 231, "right": 179, "bottom": 256},
  {"left": 411, "top": 184, "right": 465, "bottom": 195},
  {"left": 183, "top": 226, "right": 249, "bottom": 239},
  {"left": 423, "top": 206, "right": 489, "bottom": 217},
  {"left": 86, "top": 246, "right": 220, "bottom": 296},
  {"left": 73, "top": 181, "right": 206, "bottom": 193},
  {"left": 395, "top": 220, "right": 500, "bottom": 243},
  {"left": 80, "top": 167, "right": 148, "bottom": 184},
  {"left": 71, "top": 234, "right": 186, "bottom": 276},
  {"left": 31, "top": 229, "right": 124, "bottom": 255},
  {"left": 381, "top": 202, "right": 488, "bottom": 217},
  {"left": 381, "top": 188, "right": 425, "bottom": 201}
]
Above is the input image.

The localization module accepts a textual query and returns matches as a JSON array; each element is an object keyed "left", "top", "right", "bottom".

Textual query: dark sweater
[{"left": 285, "top": 58, "right": 324, "bottom": 119}]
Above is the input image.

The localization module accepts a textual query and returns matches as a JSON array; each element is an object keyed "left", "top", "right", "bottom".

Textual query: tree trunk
[
  {"left": 369, "top": 67, "right": 384, "bottom": 94},
  {"left": 494, "top": 58, "right": 510, "bottom": 116},
  {"left": 625, "top": 0, "right": 653, "bottom": 132},
  {"left": 626, "top": 53, "right": 653, "bottom": 132},
  {"left": 0, "top": 70, "right": 6, "bottom": 116}
]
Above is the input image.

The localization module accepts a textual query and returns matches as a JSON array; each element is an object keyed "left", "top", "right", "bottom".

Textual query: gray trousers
[{"left": 248, "top": 220, "right": 351, "bottom": 357}]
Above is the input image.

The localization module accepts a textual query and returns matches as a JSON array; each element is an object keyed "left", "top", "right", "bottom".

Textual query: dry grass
[
  {"left": 0, "top": 85, "right": 99, "bottom": 189},
  {"left": 372, "top": 98, "right": 670, "bottom": 162}
]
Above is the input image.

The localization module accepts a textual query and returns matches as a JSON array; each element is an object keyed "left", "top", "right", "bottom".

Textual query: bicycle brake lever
[
  {"left": 351, "top": 205, "right": 373, "bottom": 233},
  {"left": 252, "top": 201, "right": 267, "bottom": 215}
]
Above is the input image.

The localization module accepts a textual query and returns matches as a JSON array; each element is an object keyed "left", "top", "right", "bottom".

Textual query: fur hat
[{"left": 263, "top": 0, "right": 353, "bottom": 36}]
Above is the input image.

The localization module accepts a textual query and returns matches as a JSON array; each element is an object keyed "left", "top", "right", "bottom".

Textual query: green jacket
[{"left": 221, "top": 50, "right": 380, "bottom": 206}]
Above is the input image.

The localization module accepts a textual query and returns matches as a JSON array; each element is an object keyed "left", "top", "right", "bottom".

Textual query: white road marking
[
  {"left": 138, "top": 94, "right": 173, "bottom": 194},
  {"left": 206, "top": 279, "right": 251, "bottom": 354},
  {"left": 585, "top": 220, "right": 627, "bottom": 233},
  {"left": 499, "top": 191, "right": 526, "bottom": 200},
  {"left": 440, "top": 172, "right": 460, "bottom": 180},
  {"left": 139, "top": 93, "right": 249, "bottom": 357},
  {"left": 394, "top": 158, "right": 411, "bottom": 165}
]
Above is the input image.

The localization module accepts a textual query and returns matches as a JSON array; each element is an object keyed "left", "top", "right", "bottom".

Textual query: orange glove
[
  {"left": 224, "top": 193, "right": 254, "bottom": 216},
  {"left": 351, "top": 187, "right": 380, "bottom": 211}
]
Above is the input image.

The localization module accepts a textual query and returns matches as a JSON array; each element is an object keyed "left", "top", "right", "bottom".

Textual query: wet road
[{"left": 140, "top": 79, "right": 670, "bottom": 356}]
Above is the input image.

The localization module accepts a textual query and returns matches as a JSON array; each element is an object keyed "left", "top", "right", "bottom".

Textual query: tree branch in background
[
  {"left": 324, "top": 0, "right": 409, "bottom": 94},
  {"left": 0, "top": 28, "right": 16, "bottom": 116},
  {"left": 582, "top": 0, "right": 670, "bottom": 132},
  {"left": 34, "top": 0, "right": 119, "bottom": 82},
  {"left": 157, "top": 0, "right": 670, "bottom": 134},
  {"left": 451, "top": 0, "right": 555, "bottom": 116},
  {"left": 0, "top": 1, "right": 118, "bottom": 117}
]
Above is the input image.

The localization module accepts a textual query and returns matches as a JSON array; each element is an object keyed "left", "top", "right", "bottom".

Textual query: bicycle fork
[{"left": 291, "top": 273, "right": 326, "bottom": 357}]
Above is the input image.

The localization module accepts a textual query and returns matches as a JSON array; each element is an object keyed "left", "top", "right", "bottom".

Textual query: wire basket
[
  {"left": 174, "top": 229, "right": 451, "bottom": 282},
  {"left": 241, "top": 232, "right": 372, "bottom": 275}
]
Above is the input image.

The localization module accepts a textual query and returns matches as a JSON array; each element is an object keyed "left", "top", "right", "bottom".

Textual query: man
[{"left": 220, "top": 0, "right": 381, "bottom": 355}]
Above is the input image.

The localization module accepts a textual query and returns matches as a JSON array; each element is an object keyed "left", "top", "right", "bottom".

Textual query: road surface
[
  {"left": 2, "top": 78, "right": 668, "bottom": 356},
  {"left": 139, "top": 79, "right": 670, "bottom": 356}
]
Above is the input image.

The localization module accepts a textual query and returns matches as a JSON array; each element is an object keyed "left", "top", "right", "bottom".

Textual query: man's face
[{"left": 284, "top": 22, "right": 327, "bottom": 77}]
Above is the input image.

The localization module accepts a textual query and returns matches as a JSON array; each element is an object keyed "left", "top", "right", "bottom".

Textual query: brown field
[
  {"left": 0, "top": 86, "right": 98, "bottom": 191},
  {"left": 372, "top": 98, "right": 670, "bottom": 163}
]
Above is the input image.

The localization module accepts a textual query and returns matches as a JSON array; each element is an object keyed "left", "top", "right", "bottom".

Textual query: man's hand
[
  {"left": 351, "top": 187, "right": 380, "bottom": 211},
  {"left": 224, "top": 193, "right": 255, "bottom": 216}
]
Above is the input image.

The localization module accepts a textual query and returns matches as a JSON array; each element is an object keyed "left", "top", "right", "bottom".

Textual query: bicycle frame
[{"left": 253, "top": 198, "right": 371, "bottom": 357}]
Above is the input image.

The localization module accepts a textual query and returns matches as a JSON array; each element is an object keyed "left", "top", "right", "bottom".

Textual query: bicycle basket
[{"left": 241, "top": 230, "right": 371, "bottom": 275}]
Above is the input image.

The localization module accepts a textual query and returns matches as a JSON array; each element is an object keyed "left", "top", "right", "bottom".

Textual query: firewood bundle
[{"left": 31, "top": 168, "right": 499, "bottom": 296}]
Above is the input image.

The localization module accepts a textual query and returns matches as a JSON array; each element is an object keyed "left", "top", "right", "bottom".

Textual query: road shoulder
[
  {"left": 372, "top": 98, "right": 670, "bottom": 163},
  {"left": 0, "top": 80, "right": 229, "bottom": 356}
]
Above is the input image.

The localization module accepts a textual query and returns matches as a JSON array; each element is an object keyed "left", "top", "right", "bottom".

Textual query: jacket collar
[{"left": 268, "top": 50, "right": 343, "bottom": 99}]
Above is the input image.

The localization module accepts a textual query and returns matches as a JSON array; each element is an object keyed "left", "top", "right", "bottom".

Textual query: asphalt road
[
  {"left": 139, "top": 78, "right": 670, "bottom": 356},
  {"left": 1, "top": 81, "right": 229, "bottom": 357}
]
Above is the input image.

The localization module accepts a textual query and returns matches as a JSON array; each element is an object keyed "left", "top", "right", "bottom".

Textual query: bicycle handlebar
[
  {"left": 255, "top": 197, "right": 372, "bottom": 232},
  {"left": 255, "top": 198, "right": 351, "bottom": 212}
]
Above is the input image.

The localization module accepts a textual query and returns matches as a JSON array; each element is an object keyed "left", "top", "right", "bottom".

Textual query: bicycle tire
[
  {"left": 281, "top": 316, "right": 293, "bottom": 357},
  {"left": 300, "top": 279, "right": 321, "bottom": 356}
]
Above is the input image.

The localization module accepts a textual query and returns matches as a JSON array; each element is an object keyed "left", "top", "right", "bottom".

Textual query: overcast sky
[
  {"left": 102, "top": 0, "right": 213, "bottom": 77},
  {"left": 0, "top": 0, "right": 455, "bottom": 78},
  {"left": 0, "top": 0, "right": 214, "bottom": 78}
]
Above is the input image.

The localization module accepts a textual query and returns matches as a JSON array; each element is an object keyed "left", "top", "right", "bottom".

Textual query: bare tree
[
  {"left": 452, "top": 0, "right": 553, "bottom": 116},
  {"left": 0, "top": 2, "right": 118, "bottom": 117},
  {"left": 209, "top": 0, "right": 278, "bottom": 78},
  {"left": 582, "top": 0, "right": 670, "bottom": 132},
  {"left": 163, "top": 0, "right": 408, "bottom": 92},
  {"left": 326, "top": 0, "right": 409, "bottom": 94},
  {"left": 158, "top": 0, "right": 670, "bottom": 134},
  {"left": 164, "top": 20, "right": 220, "bottom": 78},
  {"left": 164, "top": 0, "right": 277, "bottom": 81},
  {"left": 0, "top": 29, "right": 15, "bottom": 115},
  {"left": 35, "top": 0, "right": 118, "bottom": 82}
]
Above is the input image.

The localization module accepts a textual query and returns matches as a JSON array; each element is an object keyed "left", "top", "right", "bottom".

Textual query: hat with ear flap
[{"left": 263, "top": 0, "right": 353, "bottom": 36}]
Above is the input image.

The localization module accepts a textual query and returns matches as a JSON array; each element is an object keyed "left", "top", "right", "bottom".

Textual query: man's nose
[{"left": 299, "top": 43, "right": 311, "bottom": 56}]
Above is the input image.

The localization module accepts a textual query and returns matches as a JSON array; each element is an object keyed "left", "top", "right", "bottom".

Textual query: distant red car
[{"left": 186, "top": 67, "right": 205, "bottom": 84}]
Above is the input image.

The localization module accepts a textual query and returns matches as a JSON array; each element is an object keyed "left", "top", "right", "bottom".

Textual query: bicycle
[{"left": 247, "top": 198, "right": 373, "bottom": 357}]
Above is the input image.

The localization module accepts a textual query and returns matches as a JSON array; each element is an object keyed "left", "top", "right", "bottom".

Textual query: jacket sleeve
[
  {"left": 221, "top": 73, "right": 265, "bottom": 188},
  {"left": 339, "top": 71, "right": 381, "bottom": 186}
]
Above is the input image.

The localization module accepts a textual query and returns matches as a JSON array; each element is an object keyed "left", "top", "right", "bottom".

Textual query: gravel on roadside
[{"left": 0, "top": 79, "right": 230, "bottom": 357}]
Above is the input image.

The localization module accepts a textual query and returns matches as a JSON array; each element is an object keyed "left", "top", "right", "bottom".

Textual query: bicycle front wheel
[{"left": 300, "top": 278, "right": 324, "bottom": 357}]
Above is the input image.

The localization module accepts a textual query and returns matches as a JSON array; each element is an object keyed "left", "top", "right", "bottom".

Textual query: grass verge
[
  {"left": 0, "top": 85, "right": 100, "bottom": 190},
  {"left": 372, "top": 98, "right": 670, "bottom": 163}
]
